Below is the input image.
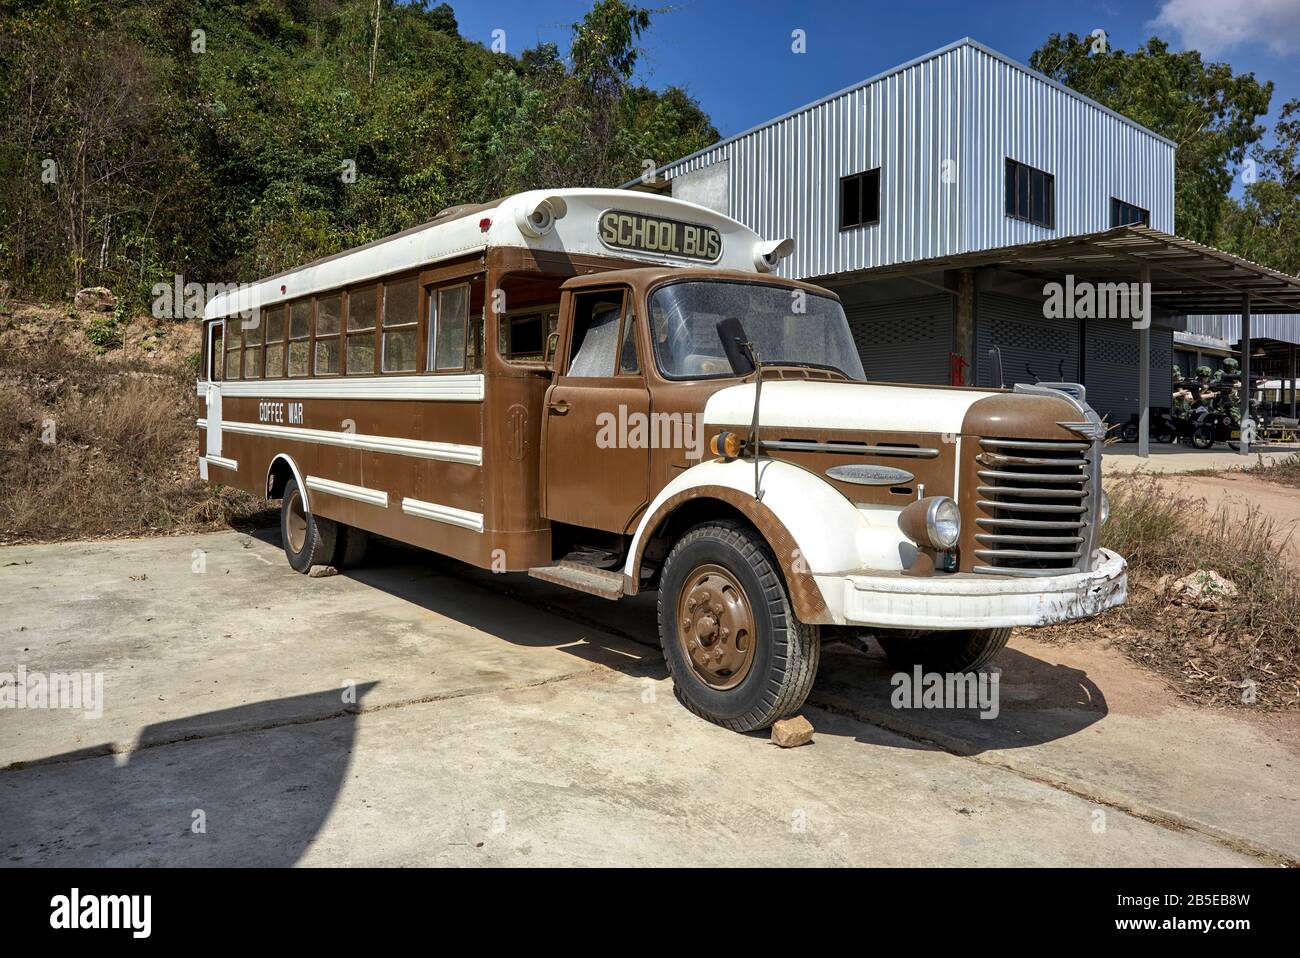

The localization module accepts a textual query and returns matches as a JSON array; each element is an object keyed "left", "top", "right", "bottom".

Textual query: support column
[
  {"left": 1138, "top": 265, "right": 1151, "bottom": 458},
  {"left": 955, "top": 269, "right": 975, "bottom": 385},
  {"left": 1290, "top": 344, "right": 1297, "bottom": 419},
  {"left": 1240, "top": 295, "right": 1252, "bottom": 455}
]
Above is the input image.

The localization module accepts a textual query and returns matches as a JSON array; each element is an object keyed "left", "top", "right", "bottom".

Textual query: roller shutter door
[
  {"left": 1083, "top": 318, "right": 1174, "bottom": 423},
  {"left": 841, "top": 293, "right": 953, "bottom": 384},
  {"left": 976, "top": 293, "right": 1080, "bottom": 388}
]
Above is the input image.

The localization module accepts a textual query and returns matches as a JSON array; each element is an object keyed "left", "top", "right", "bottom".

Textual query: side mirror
[
  {"left": 716, "top": 317, "right": 755, "bottom": 375},
  {"left": 544, "top": 330, "right": 560, "bottom": 369}
]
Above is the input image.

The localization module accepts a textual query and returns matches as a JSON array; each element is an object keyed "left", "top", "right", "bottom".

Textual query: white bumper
[{"left": 833, "top": 549, "right": 1127, "bottom": 631}]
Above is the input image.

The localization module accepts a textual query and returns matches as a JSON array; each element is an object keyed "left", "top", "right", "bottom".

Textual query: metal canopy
[{"left": 852, "top": 225, "right": 1300, "bottom": 315}]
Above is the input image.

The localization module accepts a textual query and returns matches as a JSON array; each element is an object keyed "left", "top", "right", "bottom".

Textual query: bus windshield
[{"left": 648, "top": 280, "right": 866, "bottom": 381}]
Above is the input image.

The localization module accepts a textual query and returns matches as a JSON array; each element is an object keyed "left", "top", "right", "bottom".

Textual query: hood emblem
[
  {"left": 826, "top": 464, "right": 915, "bottom": 486},
  {"left": 1058, "top": 420, "right": 1106, "bottom": 441}
]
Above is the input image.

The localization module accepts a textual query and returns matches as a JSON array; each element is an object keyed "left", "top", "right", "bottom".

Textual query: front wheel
[
  {"left": 876, "top": 628, "right": 1010, "bottom": 673},
  {"left": 657, "top": 522, "right": 820, "bottom": 732},
  {"left": 1191, "top": 425, "right": 1215, "bottom": 449}
]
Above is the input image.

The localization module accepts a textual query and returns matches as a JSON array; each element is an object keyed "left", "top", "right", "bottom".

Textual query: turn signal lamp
[{"left": 709, "top": 431, "right": 743, "bottom": 460}]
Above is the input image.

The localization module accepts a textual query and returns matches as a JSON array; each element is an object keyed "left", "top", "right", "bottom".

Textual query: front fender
[{"left": 625, "top": 458, "right": 910, "bottom": 623}]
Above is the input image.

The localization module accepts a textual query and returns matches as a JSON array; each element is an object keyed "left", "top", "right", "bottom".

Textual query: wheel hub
[
  {"left": 676, "top": 564, "right": 756, "bottom": 690},
  {"left": 286, "top": 490, "right": 307, "bottom": 554}
]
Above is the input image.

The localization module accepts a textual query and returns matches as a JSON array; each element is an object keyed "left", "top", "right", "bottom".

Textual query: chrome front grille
[{"left": 973, "top": 437, "right": 1094, "bottom": 577}]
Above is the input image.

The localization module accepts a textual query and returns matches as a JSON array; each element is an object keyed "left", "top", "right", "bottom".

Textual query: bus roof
[{"left": 204, "top": 189, "right": 785, "bottom": 320}]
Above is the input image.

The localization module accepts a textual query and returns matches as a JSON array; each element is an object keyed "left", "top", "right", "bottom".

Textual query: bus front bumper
[{"left": 835, "top": 548, "right": 1127, "bottom": 631}]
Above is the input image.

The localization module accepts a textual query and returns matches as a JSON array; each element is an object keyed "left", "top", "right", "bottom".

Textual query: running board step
[{"left": 528, "top": 561, "right": 625, "bottom": 600}]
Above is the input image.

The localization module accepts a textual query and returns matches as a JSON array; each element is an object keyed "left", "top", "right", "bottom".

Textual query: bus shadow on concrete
[
  {"left": 246, "top": 526, "right": 666, "bottom": 676},
  {"left": 2, "top": 684, "right": 377, "bottom": 867},
  {"left": 810, "top": 644, "right": 1108, "bottom": 756}
]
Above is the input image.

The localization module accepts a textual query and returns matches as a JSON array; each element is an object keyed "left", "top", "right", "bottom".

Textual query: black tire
[
  {"left": 280, "top": 478, "right": 337, "bottom": 574},
  {"left": 657, "top": 521, "right": 820, "bottom": 732},
  {"left": 1154, "top": 426, "right": 1175, "bottom": 444},
  {"left": 331, "top": 525, "right": 370, "bottom": 569},
  {"left": 876, "top": 628, "right": 1011, "bottom": 673},
  {"left": 1120, "top": 422, "right": 1139, "bottom": 443},
  {"left": 1191, "top": 425, "right": 1214, "bottom": 449}
]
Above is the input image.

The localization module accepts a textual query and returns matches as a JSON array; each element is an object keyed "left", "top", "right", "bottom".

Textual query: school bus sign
[{"left": 597, "top": 209, "right": 722, "bottom": 263}]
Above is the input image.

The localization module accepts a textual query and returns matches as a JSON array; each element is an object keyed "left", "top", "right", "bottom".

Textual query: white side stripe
[
  {"left": 221, "top": 420, "right": 482, "bottom": 466},
  {"left": 305, "top": 476, "right": 389, "bottom": 508},
  {"left": 400, "top": 497, "right": 484, "bottom": 533},
  {"left": 217, "top": 374, "right": 484, "bottom": 402},
  {"left": 207, "top": 455, "right": 238, "bottom": 471}
]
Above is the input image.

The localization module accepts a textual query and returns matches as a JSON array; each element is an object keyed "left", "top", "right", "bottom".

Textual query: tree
[{"left": 1029, "top": 33, "right": 1273, "bottom": 244}]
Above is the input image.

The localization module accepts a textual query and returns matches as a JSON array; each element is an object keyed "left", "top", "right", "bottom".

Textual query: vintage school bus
[{"left": 199, "top": 189, "right": 1126, "bottom": 731}]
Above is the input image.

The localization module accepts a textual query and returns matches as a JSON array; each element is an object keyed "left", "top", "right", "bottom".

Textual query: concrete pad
[
  {"left": 0, "top": 671, "right": 1260, "bottom": 867},
  {"left": 0, "top": 531, "right": 653, "bottom": 768},
  {"left": 0, "top": 529, "right": 1291, "bottom": 866},
  {"left": 1104, "top": 442, "right": 1300, "bottom": 474}
]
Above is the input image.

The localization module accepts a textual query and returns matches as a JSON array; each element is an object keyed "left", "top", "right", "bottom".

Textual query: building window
[
  {"left": 1005, "top": 158, "right": 1055, "bottom": 228},
  {"left": 839, "top": 168, "right": 880, "bottom": 230},
  {"left": 288, "top": 300, "right": 311, "bottom": 377},
  {"left": 263, "top": 305, "right": 285, "bottom": 378},
  {"left": 314, "top": 293, "right": 341, "bottom": 375},
  {"left": 381, "top": 278, "right": 419, "bottom": 373},
  {"left": 1110, "top": 197, "right": 1149, "bottom": 227},
  {"left": 346, "top": 286, "right": 377, "bottom": 375}
]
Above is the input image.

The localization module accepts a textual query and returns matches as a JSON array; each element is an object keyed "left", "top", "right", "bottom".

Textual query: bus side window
[
  {"left": 288, "top": 300, "right": 311, "bottom": 377},
  {"left": 568, "top": 290, "right": 626, "bottom": 377},
  {"left": 224, "top": 322, "right": 242, "bottom": 380},
  {"left": 429, "top": 284, "right": 469, "bottom": 371},
  {"left": 381, "top": 278, "right": 419, "bottom": 373},
  {"left": 210, "top": 324, "right": 223, "bottom": 381}
]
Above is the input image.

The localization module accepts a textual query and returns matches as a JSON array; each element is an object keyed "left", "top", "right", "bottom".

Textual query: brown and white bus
[{"left": 199, "top": 188, "right": 1126, "bottom": 732}]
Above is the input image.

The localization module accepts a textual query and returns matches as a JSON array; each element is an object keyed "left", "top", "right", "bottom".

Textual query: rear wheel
[
  {"left": 331, "top": 525, "right": 370, "bottom": 569},
  {"left": 281, "top": 478, "right": 338, "bottom": 573},
  {"left": 876, "top": 628, "right": 1010, "bottom": 673},
  {"left": 657, "top": 522, "right": 820, "bottom": 732},
  {"left": 1120, "top": 421, "right": 1139, "bottom": 443},
  {"left": 1191, "top": 425, "right": 1215, "bottom": 449}
]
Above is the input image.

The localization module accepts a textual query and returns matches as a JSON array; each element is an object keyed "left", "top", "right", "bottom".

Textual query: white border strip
[
  {"left": 222, "top": 420, "right": 481, "bottom": 466},
  {"left": 197, "top": 418, "right": 208, "bottom": 429},
  {"left": 306, "top": 476, "right": 389, "bottom": 508},
  {"left": 401, "top": 497, "right": 483, "bottom": 533},
  {"left": 217, "top": 374, "right": 484, "bottom": 402},
  {"left": 207, "top": 455, "right": 238, "bottom": 471}
]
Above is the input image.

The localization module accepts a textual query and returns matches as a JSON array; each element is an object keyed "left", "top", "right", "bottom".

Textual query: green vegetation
[{"left": 0, "top": 0, "right": 716, "bottom": 306}]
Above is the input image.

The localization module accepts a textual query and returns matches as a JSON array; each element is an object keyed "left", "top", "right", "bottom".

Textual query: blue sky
[{"left": 449, "top": 0, "right": 1300, "bottom": 153}]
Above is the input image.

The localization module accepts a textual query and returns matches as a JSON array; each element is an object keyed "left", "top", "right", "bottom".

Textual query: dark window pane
[
  {"left": 348, "top": 286, "right": 377, "bottom": 331},
  {"left": 1032, "top": 171, "right": 1046, "bottom": 225},
  {"left": 1005, "top": 160, "right": 1017, "bottom": 216},
  {"left": 290, "top": 300, "right": 311, "bottom": 339},
  {"left": 841, "top": 175, "right": 861, "bottom": 229},
  {"left": 1018, "top": 166, "right": 1031, "bottom": 220}
]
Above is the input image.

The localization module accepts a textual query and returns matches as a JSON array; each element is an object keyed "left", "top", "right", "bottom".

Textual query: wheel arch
[{"left": 266, "top": 454, "right": 309, "bottom": 510}]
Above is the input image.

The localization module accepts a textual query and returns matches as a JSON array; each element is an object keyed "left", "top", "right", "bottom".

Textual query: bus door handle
[{"left": 548, "top": 399, "right": 570, "bottom": 416}]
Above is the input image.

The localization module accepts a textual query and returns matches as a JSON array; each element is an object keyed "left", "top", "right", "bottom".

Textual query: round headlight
[
  {"left": 927, "top": 497, "right": 961, "bottom": 549},
  {"left": 1098, "top": 490, "right": 1110, "bottom": 526}
]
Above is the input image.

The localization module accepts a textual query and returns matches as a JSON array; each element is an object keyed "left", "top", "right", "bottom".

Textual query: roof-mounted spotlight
[
  {"left": 516, "top": 195, "right": 569, "bottom": 238},
  {"left": 753, "top": 237, "right": 794, "bottom": 273}
]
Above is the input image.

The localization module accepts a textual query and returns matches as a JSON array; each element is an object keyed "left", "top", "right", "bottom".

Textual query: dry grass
[
  {"left": 1242, "top": 452, "right": 1300, "bottom": 489},
  {"left": 1038, "top": 475, "right": 1300, "bottom": 710},
  {"left": 0, "top": 304, "right": 269, "bottom": 543}
]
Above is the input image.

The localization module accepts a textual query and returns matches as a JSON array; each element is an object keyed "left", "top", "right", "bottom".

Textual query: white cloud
[{"left": 1152, "top": 0, "right": 1300, "bottom": 58}]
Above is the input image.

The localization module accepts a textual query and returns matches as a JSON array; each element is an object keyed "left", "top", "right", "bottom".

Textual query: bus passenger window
[
  {"left": 346, "top": 286, "right": 377, "bottom": 375},
  {"left": 243, "top": 312, "right": 263, "bottom": 379},
  {"left": 288, "top": 300, "right": 311, "bottom": 377},
  {"left": 210, "top": 325, "right": 223, "bottom": 381},
  {"left": 224, "top": 323, "right": 241, "bottom": 380},
  {"left": 264, "top": 306, "right": 286, "bottom": 378},
  {"left": 568, "top": 291, "right": 625, "bottom": 377},
  {"left": 430, "top": 284, "right": 468, "bottom": 371},
  {"left": 381, "top": 278, "right": 418, "bottom": 372},
  {"left": 314, "top": 294, "right": 341, "bottom": 375}
]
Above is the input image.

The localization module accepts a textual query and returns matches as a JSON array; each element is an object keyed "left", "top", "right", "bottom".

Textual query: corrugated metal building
[{"left": 626, "top": 38, "right": 1297, "bottom": 427}]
